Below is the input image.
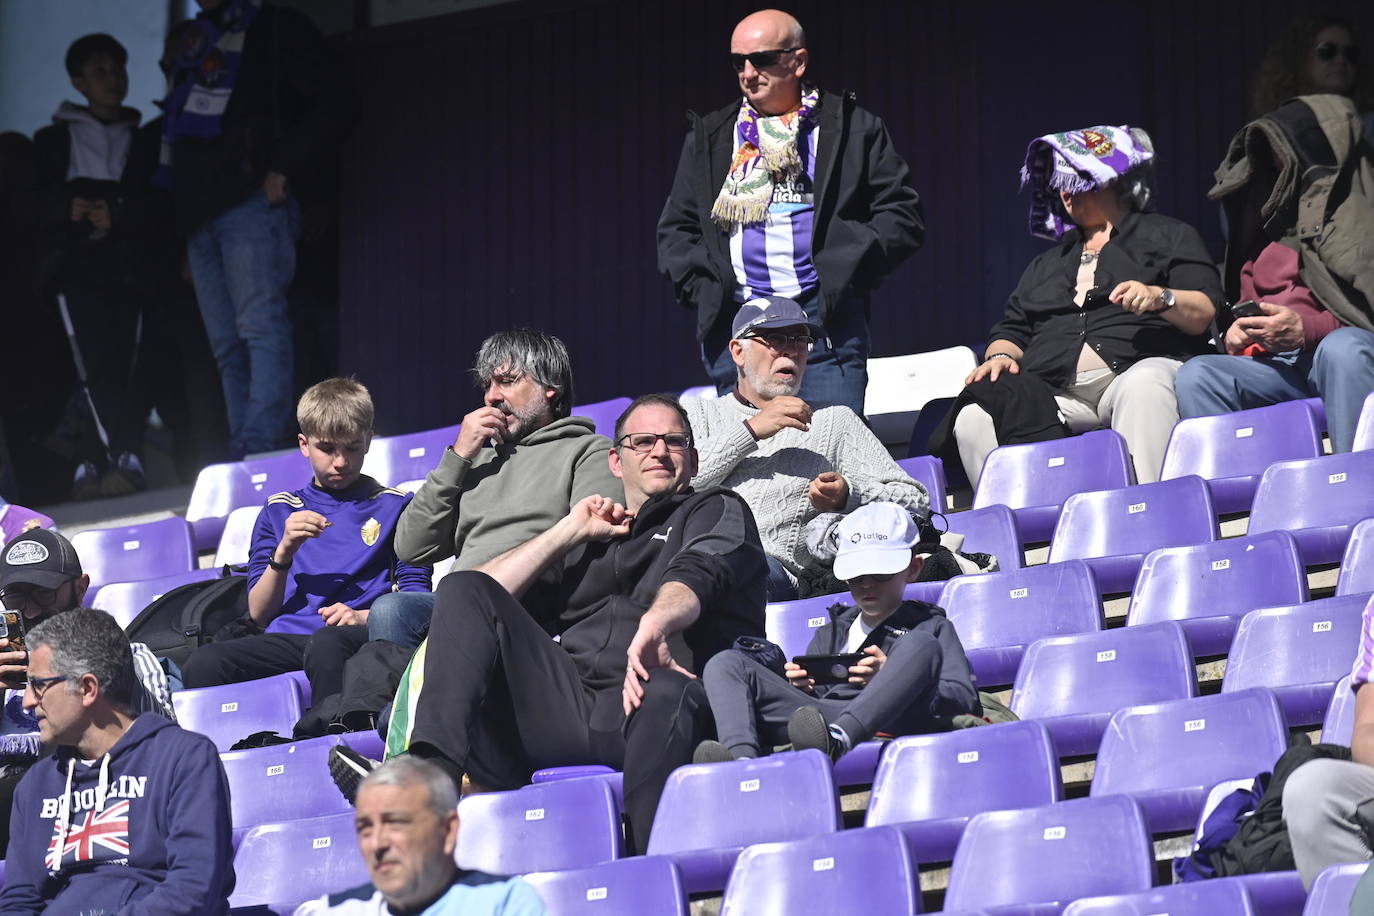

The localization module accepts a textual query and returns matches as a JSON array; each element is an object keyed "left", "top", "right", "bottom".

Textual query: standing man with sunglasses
[
  {"left": 657, "top": 7, "right": 923, "bottom": 416},
  {"left": 684, "top": 296, "right": 930, "bottom": 600},
  {"left": 338, "top": 394, "right": 767, "bottom": 855}
]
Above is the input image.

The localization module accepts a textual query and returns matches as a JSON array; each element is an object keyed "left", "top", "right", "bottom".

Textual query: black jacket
[
  {"left": 168, "top": 3, "right": 350, "bottom": 232},
  {"left": 804, "top": 599, "right": 979, "bottom": 718},
  {"left": 656, "top": 89, "right": 923, "bottom": 339},
  {"left": 551, "top": 486, "right": 767, "bottom": 701},
  {"left": 987, "top": 210, "right": 1222, "bottom": 390}
]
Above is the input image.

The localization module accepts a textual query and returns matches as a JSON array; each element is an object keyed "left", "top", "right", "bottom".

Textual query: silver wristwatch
[{"left": 1157, "top": 288, "right": 1176, "bottom": 312}]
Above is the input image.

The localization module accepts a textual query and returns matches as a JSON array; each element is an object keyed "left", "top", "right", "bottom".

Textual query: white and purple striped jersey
[{"left": 729, "top": 121, "right": 820, "bottom": 302}]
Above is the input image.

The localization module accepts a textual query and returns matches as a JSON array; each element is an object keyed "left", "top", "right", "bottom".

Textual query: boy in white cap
[{"left": 695, "top": 501, "right": 978, "bottom": 762}]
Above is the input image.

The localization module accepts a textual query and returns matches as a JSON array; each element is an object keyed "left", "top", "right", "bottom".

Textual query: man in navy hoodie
[{"left": 0, "top": 608, "right": 234, "bottom": 914}]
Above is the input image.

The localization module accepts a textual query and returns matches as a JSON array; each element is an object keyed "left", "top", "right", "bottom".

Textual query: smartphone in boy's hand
[{"left": 0, "top": 609, "right": 28, "bottom": 688}]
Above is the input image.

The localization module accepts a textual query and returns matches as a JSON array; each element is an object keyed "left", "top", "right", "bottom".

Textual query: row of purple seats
[
  {"left": 69, "top": 516, "right": 197, "bottom": 592},
  {"left": 228, "top": 811, "right": 366, "bottom": 914},
  {"left": 173, "top": 672, "right": 306, "bottom": 753},
  {"left": 88, "top": 566, "right": 221, "bottom": 627}
]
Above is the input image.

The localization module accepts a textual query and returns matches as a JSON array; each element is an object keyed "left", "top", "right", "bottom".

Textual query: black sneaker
[
  {"left": 787, "top": 707, "right": 844, "bottom": 762},
  {"left": 692, "top": 740, "right": 737, "bottom": 765},
  {"left": 101, "top": 452, "right": 147, "bottom": 497},
  {"left": 72, "top": 462, "right": 102, "bottom": 501},
  {"left": 329, "top": 745, "right": 378, "bottom": 804}
]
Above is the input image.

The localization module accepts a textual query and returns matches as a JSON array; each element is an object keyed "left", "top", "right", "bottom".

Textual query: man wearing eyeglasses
[
  {"left": 684, "top": 296, "right": 930, "bottom": 600},
  {"left": 336, "top": 394, "right": 767, "bottom": 855},
  {"left": 657, "top": 8, "right": 923, "bottom": 416}
]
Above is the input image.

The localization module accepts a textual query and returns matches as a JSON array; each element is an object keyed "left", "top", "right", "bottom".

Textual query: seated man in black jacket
[
  {"left": 694, "top": 501, "right": 979, "bottom": 764},
  {"left": 334, "top": 394, "right": 767, "bottom": 854}
]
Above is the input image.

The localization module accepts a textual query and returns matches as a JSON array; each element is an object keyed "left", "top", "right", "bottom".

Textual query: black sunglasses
[
  {"left": 1315, "top": 42, "right": 1359, "bottom": 64},
  {"left": 730, "top": 47, "right": 800, "bottom": 72}
]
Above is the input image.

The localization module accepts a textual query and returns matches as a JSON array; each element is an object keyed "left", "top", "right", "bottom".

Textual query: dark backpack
[{"left": 124, "top": 572, "right": 253, "bottom": 668}]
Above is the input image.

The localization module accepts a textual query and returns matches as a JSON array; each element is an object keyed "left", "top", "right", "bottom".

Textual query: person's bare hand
[
  {"left": 0, "top": 638, "right": 27, "bottom": 689},
  {"left": 623, "top": 622, "right": 694, "bottom": 716},
  {"left": 784, "top": 661, "right": 815, "bottom": 694},
  {"left": 747, "top": 396, "right": 812, "bottom": 439},
  {"left": 848, "top": 645, "right": 887, "bottom": 687},
  {"left": 278, "top": 510, "right": 328, "bottom": 558},
  {"left": 1223, "top": 319, "right": 1257, "bottom": 355},
  {"left": 808, "top": 471, "right": 849, "bottom": 511},
  {"left": 1109, "top": 280, "right": 1164, "bottom": 315},
  {"left": 264, "top": 171, "right": 290, "bottom": 205},
  {"left": 563, "top": 495, "right": 632, "bottom": 544},
  {"left": 1234, "top": 303, "right": 1304, "bottom": 353},
  {"left": 86, "top": 199, "right": 112, "bottom": 231},
  {"left": 966, "top": 356, "right": 1019, "bottom": 384},
  {"left": 70, "top": 197, "right": 92, "bottom": 223},
  {"left": 452, "top": 406, "right": 512, "bottom": 459},
  {"left": 319, "top": 603, "right": 367, "bottom": 627}
]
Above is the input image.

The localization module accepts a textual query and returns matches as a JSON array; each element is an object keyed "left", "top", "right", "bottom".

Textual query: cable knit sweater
[{"left": 684, "top": 393, "right": 930, "bottom": 596}]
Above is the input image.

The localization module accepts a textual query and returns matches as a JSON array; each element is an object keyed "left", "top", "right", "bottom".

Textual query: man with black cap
[
  {"left": 0, "top": 529, "right": 173, "bottom": 855},
  {"left": 683, "top": 295, "right": 929, "bottom": 600}
]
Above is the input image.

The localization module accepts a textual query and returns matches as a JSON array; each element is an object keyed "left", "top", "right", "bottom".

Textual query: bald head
[{"left": 730, "top": 9, "right": 808, "bottom": 116}]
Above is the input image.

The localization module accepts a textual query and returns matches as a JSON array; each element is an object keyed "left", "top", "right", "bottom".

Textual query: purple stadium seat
[
  {"left": 902, "top": 580, "right": 945, "bottom": 604},
  {"left": 69, "top": 516, "right": 197, "bottom": 591},
  {"left": 719, "top": 826, "right": 919, "bottom": 916},
  {"left": 1354, "top": 391, "right": 1374, "bottom": 452},
  {"left": 764, "top": 593, "right": 846, "bottom": 659},
  {"left": 1222, "top": 594, "right": 1368, "bottom": 725},
  {"left": 1125, "top": 530, "right": 1308, "bottom": 657},
  {"left": 285, "top": 669, "right": 311, "bottom": 708},
  {"left": 525, "top": 856, "right": 688, "bottom": 916},
  {"left": 1090, "top": 688, "right": 1289, "bottom": 833},
  {"left": 454, "top": 778, "right": 622, "bottom": 874},
  {"left": 972, "top": 429, "right": 1135, "bottom": 542},
  {"left": 530, "top": 766, "right": 625, "bottom": 806},
  {"left": 865, "top": 720, "right": 1063, "bottom": 863},
  {"left": 365, "top": 423, "right": 460, "bottom": 488},
  {"left": 830, "top": 740, "right": 885, "bottom": 788},
  {"left": 897, "top": 455, "right": 949, "bottom": 513},
  {"left": 88, "top": 567, "right": 221, "bottom": 628},
  {"left": 213, "top": 505, "right": 263, "bottom": 567},
  {"left": 186, "top": 452, "right": 304, "bottom": 551},
  {"left": 227, "top": 811, "right": 366, "bottom": 915},
  {"left": 1303, "top": 862, "right": 1370, "bottom": 915},
  {"left": 1160, "top": 400, "right": 1323, "bottom": 514},
  {"left": 1249, "top": 451, "right": 1374, "bottom": 565},
  {"left": 646, "top": 749, "right": 840, "bottom": 894},
  {"left": 1305, "top": 396, "right": 1329, "bottom": 433},
  {"left": 937, "top": 560, "right": 1104, "bottom": 687},
  {"left": 574, "top": 397, "right": 633, "bottom": 439},
  {"left": 1338, "top": 517, "right": 1374, "bottom": 597},
  {"left": 220, "top": 735, "right": 351, "bottom": 833},
  {"left": 173, "top": 672, "right": 305, "bottom": 752},
  {"left": 679, "top": 385, "right": 716, "bottom": 401},
  {"left": 943, "top": 795, "right": 1154, "bottom": 912},
  {"left": 0, "top": 504, "right": 54, "bottom": 546},
  {"left": 943, "top": 503, "right": 1024, "bottom": 569},
  {"left": 1322, "top": 675, "right": 1357, "bottom": 745},
  {"left": 1063, "top": 879, "right": 1257, "bottom": 916},
  {"left": 338, "top": 729, "right": 385, "bottom": 761},
  {"left": 1047, "top": 475, "right": 1218, "bottom": 593},
  {"left": 1010, "top": 622, "right": 1197, "bottom": 757}
]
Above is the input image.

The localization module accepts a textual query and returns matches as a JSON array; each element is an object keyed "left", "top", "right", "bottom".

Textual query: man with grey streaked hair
[
  {"left": 297, "top": 756, "right": 544, "bottom": 915},
  {"left": 368, "top": 328, "right": 623, "bottom": 650}
]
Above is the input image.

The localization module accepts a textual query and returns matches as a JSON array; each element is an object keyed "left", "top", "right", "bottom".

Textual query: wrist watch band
[
  {"left": 1157, "top": 288, "right": 1176, "bottom": 312},
  {"left": 268, "top": 555, "right": 292, "bottom": 572},
  {"left": 986, "top": 352, "right": 1018, "bottom": 361}
]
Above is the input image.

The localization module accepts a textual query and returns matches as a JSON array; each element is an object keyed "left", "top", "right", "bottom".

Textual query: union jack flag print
[{"left": 45, "top": 800, "right": 131, "bottom": 870}]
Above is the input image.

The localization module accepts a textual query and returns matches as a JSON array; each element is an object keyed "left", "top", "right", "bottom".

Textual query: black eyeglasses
[
  {"left": 744, "top": 331, "right": 816, "bottom": 353},
  {"left": 617, "top": 433, "right": 692, "bottom": 453},
  {"left": 1315, "top": 42, "right": 1359, "bottom": 64},
  {"left": 26, "top": 674, "right": 68, "bottom": 700},
  {"left": 730, "top": 47, "right": 800, "bottom": 72}
]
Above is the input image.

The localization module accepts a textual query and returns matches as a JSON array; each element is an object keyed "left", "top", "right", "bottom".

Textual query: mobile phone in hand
[
  {"left": 792, "top": 652, "right": 865, "bottom": 686},
  {"left": 0, "top": 610, "right": 27, "bottom": 688},
  {"left": 1231, "top": 299, "right": 1263, "bottom": 318}
]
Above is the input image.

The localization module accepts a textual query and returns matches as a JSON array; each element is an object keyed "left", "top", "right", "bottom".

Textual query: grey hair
[
  {"left": 471, "top": 329, "right": 575, "bottom": 419},
  {"left": 27, "top": 608, "right": 137, "bottom": 713},
  {"left": 360, "top": 756, "right": 459, "bottom": 818}
]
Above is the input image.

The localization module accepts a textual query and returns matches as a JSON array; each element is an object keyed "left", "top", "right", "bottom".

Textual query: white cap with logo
[{"left": 832, "top": 501, "right": 919, "bottom": 582}]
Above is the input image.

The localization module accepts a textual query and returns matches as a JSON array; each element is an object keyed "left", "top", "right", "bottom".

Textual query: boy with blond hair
[{"left": 183, "top": 378, "right": 431, "bottom": 700}]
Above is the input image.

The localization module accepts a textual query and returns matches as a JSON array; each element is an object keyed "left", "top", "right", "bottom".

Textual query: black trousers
[
  {"left": 408, "top": 571, "right": 713, "bottom": 854},
  {"left": 181, "top": 625, "right": 369, "bottom": 706}
]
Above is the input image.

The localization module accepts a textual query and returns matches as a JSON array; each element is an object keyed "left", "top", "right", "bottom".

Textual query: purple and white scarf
[
  {"left": 711, "top": 84, "right": 821, "bottom": 230},
  {"left": 155, "top": 0, "right": 262, "bottom": 187},
  {"left": 1020, "top": 125, "right": 1154, "bottom": 239}
]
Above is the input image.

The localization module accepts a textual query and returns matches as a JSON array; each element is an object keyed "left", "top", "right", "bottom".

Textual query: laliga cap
[
  {"left": 832, "top": 502, "right": 919, "bottom": 582},
  {"left": 730, "top": 296, "right": 826, "bottom": 340},
  {"left": 0, "top": 529, "right": 83, "bottom": 591}
]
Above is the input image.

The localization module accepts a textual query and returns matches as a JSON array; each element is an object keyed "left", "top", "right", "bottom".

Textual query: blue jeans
[
  {"left": 1175, "top": 327, "right": 1374, "bottom": 453},
  {"left": 367, "top": 590, "right": 435, "bottom": 650},
  {"left": 187, "top": 191, "right": 300, "bottom": 458},
  {"left": 703, "top": 289, "right": 871, "bottom": 415},
  {"left": 765, "top": 554, "right": 799, "bottom": 601}
]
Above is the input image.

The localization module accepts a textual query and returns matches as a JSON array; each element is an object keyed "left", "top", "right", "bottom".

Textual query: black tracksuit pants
[{"left": 406, "top": 571, "right": 713, "bottom": 854}]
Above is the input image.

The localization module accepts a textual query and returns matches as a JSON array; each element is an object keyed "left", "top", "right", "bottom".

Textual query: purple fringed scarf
[
  {"left": 1020, "top": 125, "right": 1154, "bottom": 239},
  {"left": 154, "top": 0, "right": 262, "bottom": 188}
]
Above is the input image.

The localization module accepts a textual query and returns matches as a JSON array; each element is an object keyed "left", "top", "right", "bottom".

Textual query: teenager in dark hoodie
[{"left": 0, "top": 609, "right": 233, "bottom": 915}]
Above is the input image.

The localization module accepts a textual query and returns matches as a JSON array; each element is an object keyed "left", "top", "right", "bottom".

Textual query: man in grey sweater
[
  {"left": 367, "top": 330, "right": 623, "bottom": 648},
  {"left": 683, "top": 297, "right": 929, "bottom": 599}
]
